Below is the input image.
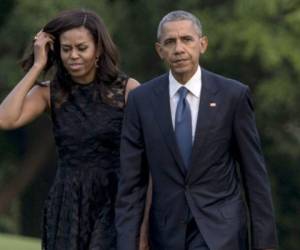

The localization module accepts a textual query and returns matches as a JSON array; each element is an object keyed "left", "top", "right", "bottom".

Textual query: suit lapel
[
  {"left": 186, "top": 69, "right": 220, "bottom": 181},
  {"left": 151, "top": 74, "right": 186, "bottom": 175}
]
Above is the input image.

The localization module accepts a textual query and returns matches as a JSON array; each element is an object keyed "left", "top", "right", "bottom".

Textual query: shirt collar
[{"left": 169, "top": 66, "right": 202, "bottom": 98}]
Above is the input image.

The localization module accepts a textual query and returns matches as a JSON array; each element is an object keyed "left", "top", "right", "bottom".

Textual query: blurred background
[{"left": 0, "top": 0, "right": 299, "bottom": 249}]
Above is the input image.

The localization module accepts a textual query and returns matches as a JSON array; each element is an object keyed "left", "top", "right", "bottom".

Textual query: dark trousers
[{"left": 185, "top": 218, "right": 209, "bottom": 250}]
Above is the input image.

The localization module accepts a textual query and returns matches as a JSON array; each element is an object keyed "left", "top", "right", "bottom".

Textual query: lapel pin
[{"left": 209, "top": 102, "right": 217, "bottom": 107}]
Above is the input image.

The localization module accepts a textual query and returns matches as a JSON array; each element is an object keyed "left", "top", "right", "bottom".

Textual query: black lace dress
[{"left": 42, "top": 75, "right": 128, "bottom": 250}]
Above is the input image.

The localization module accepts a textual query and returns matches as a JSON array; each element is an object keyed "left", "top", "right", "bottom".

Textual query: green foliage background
[{"left": 0, "top": 0, "right": 299, "bottom": 249}]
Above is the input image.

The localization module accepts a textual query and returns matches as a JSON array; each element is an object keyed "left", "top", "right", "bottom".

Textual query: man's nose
[{"left": 174, "top": 40, "right": 184, "bottom": 53}]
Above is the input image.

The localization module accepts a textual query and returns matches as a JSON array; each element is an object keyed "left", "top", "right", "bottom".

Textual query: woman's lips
[{"left": 69, "top": 63, "right": 83, "bottom": 70}]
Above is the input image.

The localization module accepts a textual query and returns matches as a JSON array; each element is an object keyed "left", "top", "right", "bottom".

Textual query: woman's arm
[
  {"left": 125, "top": 78, "right": 140, "bottom": 102},
  {"left": 0, "top": 32, "right": 53, "bottom": 130}
]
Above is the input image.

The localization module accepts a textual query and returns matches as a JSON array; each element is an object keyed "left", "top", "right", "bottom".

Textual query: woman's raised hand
[{"left": 33, "top": 31, "right": 54, "bottom": 69}]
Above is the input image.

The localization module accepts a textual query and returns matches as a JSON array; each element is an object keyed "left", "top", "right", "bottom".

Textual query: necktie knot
[{"left": 178, "top": 87, "right": 189, "bottom": 100}]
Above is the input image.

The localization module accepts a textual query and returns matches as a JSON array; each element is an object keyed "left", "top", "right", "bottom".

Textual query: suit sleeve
[
  {"left": 115, "top": 91, "right": 149, "bottom": 250},
  {"left": 233, "top": 86, "right": 278, "bottom": 249}
]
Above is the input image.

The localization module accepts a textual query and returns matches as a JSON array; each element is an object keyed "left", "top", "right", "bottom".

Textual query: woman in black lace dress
[{"left": 0, "top": 9, "right": 147, "bottom": 250}]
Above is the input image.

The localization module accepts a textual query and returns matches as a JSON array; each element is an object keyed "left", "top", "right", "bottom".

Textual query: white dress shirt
[{"left": 169, "top": 66, "right": 202, "bottom": 142}]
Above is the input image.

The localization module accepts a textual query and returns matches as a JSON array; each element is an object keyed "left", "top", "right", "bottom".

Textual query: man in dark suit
[{"left": 116, "top": 10, "right": 277, "bottom": 250}]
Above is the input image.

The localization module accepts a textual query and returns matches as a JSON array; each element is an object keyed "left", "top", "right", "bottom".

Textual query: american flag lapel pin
[{"left": 209, "top": 102, "right": 217, "bottom": 107}]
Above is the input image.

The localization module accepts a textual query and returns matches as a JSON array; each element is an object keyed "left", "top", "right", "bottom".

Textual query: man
[{"left": 116, "top": 10, "right": 277, "bottom": 250}]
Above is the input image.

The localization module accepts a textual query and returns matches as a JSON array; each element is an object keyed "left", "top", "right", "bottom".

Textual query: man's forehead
[
  {"left": 162, "top": 19, "right": 194, "bottom": 29},
  {"left": 160, "top": 20, "right": 199, "bottom": 39}
]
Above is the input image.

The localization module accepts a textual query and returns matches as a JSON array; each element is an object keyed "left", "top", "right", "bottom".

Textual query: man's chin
[{"left": 171, "top": 67, "right": 191, "bottom": 77}]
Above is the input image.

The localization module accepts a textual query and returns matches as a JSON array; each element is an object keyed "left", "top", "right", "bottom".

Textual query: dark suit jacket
[{"left": 116, "top": 69, "right": 277, "bottom": 250}]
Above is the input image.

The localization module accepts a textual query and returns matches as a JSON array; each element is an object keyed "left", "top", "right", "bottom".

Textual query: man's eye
[
  {"left": 164, "top": 40, "right": 174, "bottom": 45},
  {"left": 183, "top": 37, "right": 193, "bottom": 42}
]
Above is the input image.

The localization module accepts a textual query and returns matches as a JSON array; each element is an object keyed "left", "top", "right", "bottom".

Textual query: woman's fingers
[
  {"left": 34, "top": 33, "right": 55, "bottom": 54},
  {"left": 33, "top": 31, "right": 55, "bottom": 47},
  {"left": 32, "top": 31, "right": 55, "bottom": 68}
]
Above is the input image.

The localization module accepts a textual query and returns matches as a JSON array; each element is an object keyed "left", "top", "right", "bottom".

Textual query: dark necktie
[{"left": 175, "top": 87, "right": 192, "bottom": 169}]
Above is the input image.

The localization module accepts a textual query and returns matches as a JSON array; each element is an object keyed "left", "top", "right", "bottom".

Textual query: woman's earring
[{"left": 95, "top": 56, "right": 99, "bottom": 68}]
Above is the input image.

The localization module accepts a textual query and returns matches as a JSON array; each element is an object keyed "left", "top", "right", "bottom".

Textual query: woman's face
[{"left": 59, "top": 26, "right": 99, "bottom": 84}]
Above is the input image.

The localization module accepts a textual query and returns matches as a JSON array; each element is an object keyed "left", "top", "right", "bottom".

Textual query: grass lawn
[{"left": 0, "top": 233, "right": 41, "bottom": 250}]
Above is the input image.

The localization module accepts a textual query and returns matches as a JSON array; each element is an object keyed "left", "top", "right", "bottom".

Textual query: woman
[{"left": 0, "top": 9, "right": 144, "bottom": 250}]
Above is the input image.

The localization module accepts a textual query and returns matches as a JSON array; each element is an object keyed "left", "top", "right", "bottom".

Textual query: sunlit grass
[{"left": 0, "top": 233, "right": 40, "bottom": 250}]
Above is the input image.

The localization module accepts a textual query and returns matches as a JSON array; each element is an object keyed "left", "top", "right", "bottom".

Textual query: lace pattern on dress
[{"left": 99, "top": 73, "right": 129, "bottom": 109}]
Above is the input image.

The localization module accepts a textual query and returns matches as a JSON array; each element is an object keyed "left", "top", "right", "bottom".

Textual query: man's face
[{"left": 156, "top": 20, "right": 208, "bottom": 84}]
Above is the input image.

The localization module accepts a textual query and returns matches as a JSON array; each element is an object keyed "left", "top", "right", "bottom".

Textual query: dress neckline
[{"left": 72, "top": 79, "right": 96, "bottom": 87}]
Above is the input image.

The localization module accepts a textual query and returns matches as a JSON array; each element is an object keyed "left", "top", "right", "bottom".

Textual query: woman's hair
[{"left": 22, "top": 9, "right": 124, "bottom": 107}]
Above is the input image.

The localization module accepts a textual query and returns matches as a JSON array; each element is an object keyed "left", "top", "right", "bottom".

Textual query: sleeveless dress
[{"left": 42, "top": 75, "right": 128, "bottom": 250}]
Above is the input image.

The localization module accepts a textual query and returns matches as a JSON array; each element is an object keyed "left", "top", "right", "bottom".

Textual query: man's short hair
[{"left": 157, "top": 10, "right": 203, "bottom": 41}]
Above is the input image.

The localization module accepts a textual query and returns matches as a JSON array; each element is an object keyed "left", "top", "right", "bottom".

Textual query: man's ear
[
  {"left": 199, "top": 36, "right": 208, "bottom": 54},
  {"left": 155, "top": 42, "right": 164, "bottom": 59}
]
